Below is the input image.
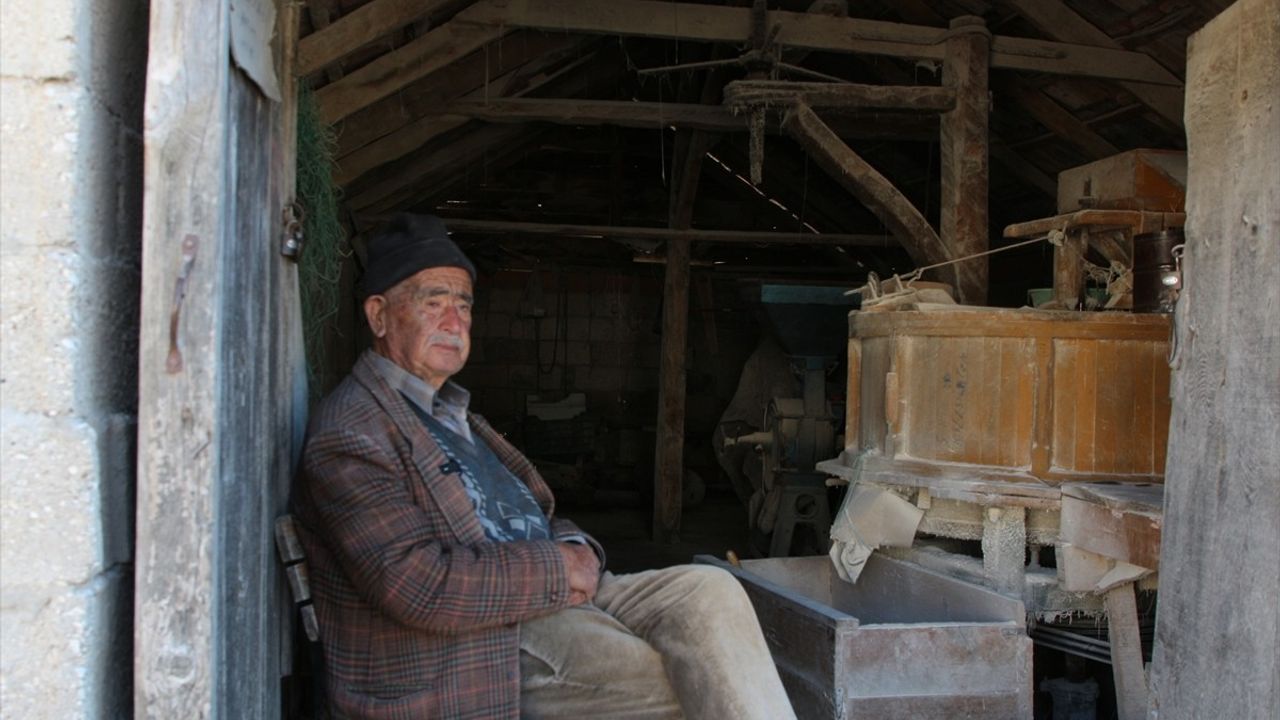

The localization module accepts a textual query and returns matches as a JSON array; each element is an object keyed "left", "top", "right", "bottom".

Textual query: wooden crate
[
  {"left": 1056, "top": 149, "right": 1186, "bottom": 214},
  {"left": 845, "top": 307, "right": 1172, "bottom": 485},
  {"left": 698, "top": 554, "right": 1032, "bottom": 720}
]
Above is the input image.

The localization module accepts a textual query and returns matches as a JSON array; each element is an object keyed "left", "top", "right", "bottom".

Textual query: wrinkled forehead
[{"left": 391, "top": 265, "right": 474, "bottom": 298}]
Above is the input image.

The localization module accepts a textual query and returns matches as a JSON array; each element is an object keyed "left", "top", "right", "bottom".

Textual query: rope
[{"left": 901, "top": 233, "right": 1053, "bottom": 283}]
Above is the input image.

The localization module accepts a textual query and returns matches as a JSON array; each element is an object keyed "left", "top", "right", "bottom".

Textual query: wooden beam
[
  {"left": 346, "top": 123, "right": 529, "bottom": 209},
  {"left": 296, "top": 0, "right": 453, "bottom": 77},
  {"left": 334, "top": 31, "right": 580, "bottom": 158},
  {"left": 315, "top": 1, "right": 510, "bottom": 124},
  {"left": 1002, "top": 0, "right": 1185, "bottom": 129},
  {"left": 938, "top": 16, "right": 990, "bottom": 305},
  {"left": 782, "top": 103, "right": 947, "bottom": 271},
  {"left": 1152, "top": 3, "right": 1280, "bottom": 717},
  {"left": 433, "top": 97, "right": 940, "bottom": 139},
  {"left": 723, "top": 80, "right": 956, "bottom": 112},
  {"left": 427, "top": 218, "right": 898, "bottom": 247},
  {"left": 991, "top": 141, "right": 1056, "bottom": 198},
  {"left": 334, "top": 50, "right": 596, "bottom": 186},
  {"left": 997, "top": 78, "right": 1121, "bottom": 160},
  {"left": 305, "top": 0, "right": 347, "bottom": 83},
  {"left": 462, "top": 0, "right": 1184, "bottom": 85},
  {"left": 442, "top": 97, "right": 743, "bottom": 131}
]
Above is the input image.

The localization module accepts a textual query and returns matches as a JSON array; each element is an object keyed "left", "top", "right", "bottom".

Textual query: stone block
[
  {"left": 0, "top": 250, "right": 80, "bottom": 414},
  {"left": 0, "top": 412, "right": 104, "bottom": 586},
  {"left": 0, "top": 2, "right": 77, "bottom": 80}
]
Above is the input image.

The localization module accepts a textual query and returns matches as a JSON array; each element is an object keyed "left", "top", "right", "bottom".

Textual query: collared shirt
[{"left": 367, "top": 350, "right": 474, "bottom": 443}]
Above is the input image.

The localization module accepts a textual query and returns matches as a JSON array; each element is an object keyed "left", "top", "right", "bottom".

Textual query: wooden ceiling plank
[
  {"left": 297, "top": 0, "right": 455, "bottom": 78},
  {"left": 462, "top": 0, "right": 1183, "bottom": 85},
  {"left": 348, "top": 123, "right": 529, "bottom": 210},
  {"left": 305, "top": 0, "right": 347, "bottom": 82},
  {"left": 1001, "top": 0, "right": 1185, "bottom": 128},
  {"left": 334, "top": 31, "right": 580, "bottom": 158},
  {"left": 337, "top": 49, "right": 600, "bottom": 187},
  {"left": 315, "top": 2, "right": 511, "bottom": 124},
  {"left": 723, "top": 80, "right": 956, "bottom": 112},
  {"left": 991, "top": 141, "right": 1057, "bottom": 198},
  {"left": 999, "top": 78, "right": 1120, "bottom": 160}
]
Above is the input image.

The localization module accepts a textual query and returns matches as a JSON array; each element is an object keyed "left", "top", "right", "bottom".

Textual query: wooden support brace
[
  {"left": 1104, "top": 583, "right": 1149, "bottom": 720},
  {"left": 781, "top": 102, "right": 950, "bottom": 274},
  {"left": 723, "top": 80, "right": 957, "bottom": 112}
]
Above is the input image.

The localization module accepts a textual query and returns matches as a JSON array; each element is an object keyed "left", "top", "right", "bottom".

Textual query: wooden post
[
  {"left": 1150, "top": 1, "right": 1280, "bottom": 717},
  {"left": 939, "top": 15, "right": 990, "bottom": 305},
  {"left": 1104, "top": 583, "right": 1149, "bottom": 720},
  {"left": 1053, "top": 228, "right": 1087, "bottom": 308},
  {"left": 136, "top": 0, "right": 304, "bottom": 717},
  {"left": 653, "top": 233, "right": 690, "bottom": 543}
]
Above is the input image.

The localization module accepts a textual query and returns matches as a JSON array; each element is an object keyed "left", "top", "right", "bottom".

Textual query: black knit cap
[{"left": 362, "top": 213, "right": 476, "bottom": 295}]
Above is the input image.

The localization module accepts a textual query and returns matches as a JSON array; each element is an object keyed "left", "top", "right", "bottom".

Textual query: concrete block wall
[
  {"left": 457, "top": 268, "right": 761, "bottom": 488},
  {"left": 0, "top": 0, "right": 148, "bottom": 717},
  {"left": 459, "top": 269, "right": 664, "bottom": 438}
]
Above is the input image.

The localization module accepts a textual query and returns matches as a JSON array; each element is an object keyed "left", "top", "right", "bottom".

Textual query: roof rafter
[{"left": 461, "top": 0, "right": 1183, "bottom": 85}]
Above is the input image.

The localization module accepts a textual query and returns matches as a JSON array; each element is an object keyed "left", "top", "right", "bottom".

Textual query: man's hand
[{"left": 557, "top": 542, "right": 601, "bottom": 606}]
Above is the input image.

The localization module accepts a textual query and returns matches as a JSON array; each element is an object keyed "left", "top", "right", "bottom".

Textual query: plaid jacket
[{"left": 293, "top": 351, "right": 590, "bottom": 719}]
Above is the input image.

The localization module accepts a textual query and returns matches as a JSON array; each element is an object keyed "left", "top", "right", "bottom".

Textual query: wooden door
[{"left": 134, "top": 1, "right": 306, "bottom": 717}]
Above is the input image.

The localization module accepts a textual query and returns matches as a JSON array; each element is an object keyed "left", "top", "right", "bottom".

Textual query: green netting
[{"left": 295, "top": 85, "right": 348, "bottom": 403}]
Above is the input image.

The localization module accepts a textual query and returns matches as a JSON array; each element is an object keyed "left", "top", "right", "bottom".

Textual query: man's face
[{"left": 364, "top": 265, "right": 474, "bottom": 388}]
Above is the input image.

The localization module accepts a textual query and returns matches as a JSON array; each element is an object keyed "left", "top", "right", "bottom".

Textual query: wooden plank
[
  {"left": 334, "top": 48, "right": 595, "bottom": 186},
  {"left": 463, "top": 0, "right": 1185, "bottom": 85},
  {"left": 137, "top": 0, "right": 304, "bottom": 716},
  {"left": 1104, "top": 584, "right": 1150, "bottom": 720},
  {"left": 135, "top": 1, "right": 230, "bottom": 715},
  {"left": 1152, "top": 5, "right": 1280, "bottom": 715},
  {"left": 441, "top": 97, "right": 745, "bottom": 131},
  {"left": 845, "top": 339, "right": 862, "bottom": 452},
  {"left": 990, "top": 141, "right": 1057, "bottom": 199},
  {"left": 1060, "top": 493, "right": 1161, "bottom": 570},
  {"left": 334, "top": 31, "right": 579, "bottom": 157},
  {"left": 998, "top": 78, "right": 1120, "bottom": 160},
  {"left": 296, "top": 0, "right": 452, "bottom": 77},
  {"left": 723, "top": 80, "right": 956, "bottom": 112},
  {"left": 1031, "top": 338, "right": 1054, "bottom": 477},
  {"left": 851, "top": 307, "right": 1172, "bottom": 342},
  {"left": 345, "top": 123, "right": 527, "bottom": 209},
  {"left": 939, "top": 16, "right": 989, "bottom": 305},
  {"left": 1003, "top": 0, "right": 1185, "bottom": 129},
  {"left": 653, "top": 236, "right": 690, "bottom": 543},
  {"left": 314, "top": 2, "right": 510, "bottom": 124},
  {"left": 305, "top": 0, "right": 346, "bottom": 83},
  {"left": 782, "top": 103, "right": 947, "bottom": 272}
]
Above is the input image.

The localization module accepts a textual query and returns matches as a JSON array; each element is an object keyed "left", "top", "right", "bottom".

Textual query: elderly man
[{"left": 293, "top": 214, "right": 795, "bottom": 720}]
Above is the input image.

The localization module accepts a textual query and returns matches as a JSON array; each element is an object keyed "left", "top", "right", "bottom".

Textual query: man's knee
[{"left": 664, "top": 565, "right": 753, "bottom": 613}]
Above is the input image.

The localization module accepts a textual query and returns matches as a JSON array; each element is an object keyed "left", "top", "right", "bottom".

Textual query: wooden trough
[{"left": 697, "top": 554, "right": 1033, "bottom": 719}]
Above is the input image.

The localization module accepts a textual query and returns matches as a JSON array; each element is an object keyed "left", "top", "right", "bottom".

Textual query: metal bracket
[{"left": 281, "top": 200, "right": 306, "bottom": 261}]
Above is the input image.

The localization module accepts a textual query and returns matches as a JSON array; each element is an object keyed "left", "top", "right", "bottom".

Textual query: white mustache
[{"left": 427, "top": 333, "right": 464, "bottom": 349}]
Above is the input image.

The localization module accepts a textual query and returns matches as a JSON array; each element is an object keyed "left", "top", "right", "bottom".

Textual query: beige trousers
[{"left": 519, "top": 564, "right": 796, "bottom": 720}]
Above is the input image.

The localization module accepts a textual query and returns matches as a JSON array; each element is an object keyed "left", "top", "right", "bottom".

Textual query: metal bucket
[{"left": 1133, "top": 228, "right": 1184, "bottom": 313}]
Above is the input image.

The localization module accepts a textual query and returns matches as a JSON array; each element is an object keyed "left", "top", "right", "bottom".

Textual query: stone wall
[{"left": 0, "top": 0, "right": 148, "bottom": 717}]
